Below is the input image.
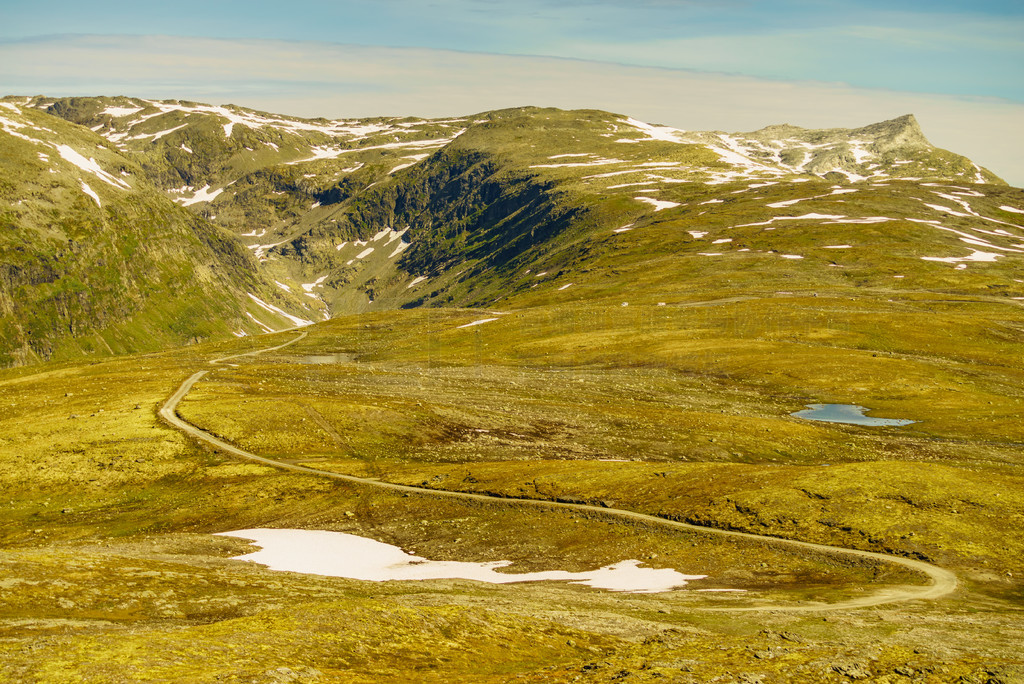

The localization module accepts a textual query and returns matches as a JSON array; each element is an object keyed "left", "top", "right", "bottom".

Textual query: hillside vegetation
[{"left": 2, "top": 95, "right": 1023, "bottom": 682}]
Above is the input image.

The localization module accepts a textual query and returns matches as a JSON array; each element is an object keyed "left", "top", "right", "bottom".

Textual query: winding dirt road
[{"left": 159, "top": 331, "right": 957, "bottom": 611}]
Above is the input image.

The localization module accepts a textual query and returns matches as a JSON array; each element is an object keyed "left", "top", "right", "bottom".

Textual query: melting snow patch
[
  {"left": 613, "top": 223, "right": 635, "bottom": 233},
  {"left": 245, "top": 312, "right": 276, "bottom": 334},
  {"left": 558, "top": 283, "right": 574, "bottom": 291},
  {"left": 174, "top": 184, "right": 224, "bottom": 206},
  {"left": 780, "top": 254, "right": 804, "bottom": 259},
  {"left": 767, "top": 198, "right": 806, "bottom": 209},
  {"left": 711, "top": 238, "right": 732, "bottom": 244},
  {"left": 1000, "top": 205, "right": 1024, "bottom": 214},
  {"left": 389, "top": 241, "right": 410, "bottom": 258},
  {"left": 180, "top": 144, "right": 192, "bottom": 153},
  {"left": 457, "top": 318, "right": 499, "bottom": 329},
  {"left": 617, "top": 117, "right": 686, "bottom": 143},
  {"left": 921, "top": 250, "right": 1002, "bottom": 264},
  {"left": 688, "top": 231, "right": 708, "bottom": 239},
  {"left": 530, "top": 157, "right": 625, "bottom": 169},
  {"left": 217, "top": 529, "right": 705, "bottom": 593},
  {"left": 275, "top": 281, "right": 292, "bottom": 292},
  {"left": 698, "top": 252, "right": 724, "bottom": 256},
  {"left": 57, "top": 145, "right": 130, "bottom": 189},
  {"left": 634, "top": 197, "right": 680, "bottom": 212},
  {"left": 102, "top": 106, "right": 143, "bottom": 117},
  {"left": 80, "top": 181, "right": 101, "bottom": 207},
  {"left": 407, "top": 276, "right": 428, "bottom": 289},
  {"left": 356, "top": 247, "right": 374, "bottom": 259},
  {"left": 247, "top": 294, "right": 314, "bottom": 328},
  {"left": 302, "top": 275, "right": 330, "bottom": 292},
  {"left": 823, "top": 245, "right": 852, "bottom": 249}
]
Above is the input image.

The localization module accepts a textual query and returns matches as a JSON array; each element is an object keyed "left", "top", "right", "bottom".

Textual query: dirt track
[{"left": 159, "top": 330, "right": 957, "bottom": 611}]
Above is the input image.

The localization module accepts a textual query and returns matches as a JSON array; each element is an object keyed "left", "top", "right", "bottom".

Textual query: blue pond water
[{"left": 791, "top": 404, "right": 916, "bottom": 427}]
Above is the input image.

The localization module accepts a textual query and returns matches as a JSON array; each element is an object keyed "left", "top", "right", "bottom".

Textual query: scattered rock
[{"left": 831, "top": 662, "right": 870, "bottom": 679}]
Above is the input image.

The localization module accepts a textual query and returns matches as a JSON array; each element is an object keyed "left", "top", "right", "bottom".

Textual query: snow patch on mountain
[
  {"left": 57, "top": 145, "right": 131, "bottom": 189},
  {"left": 173, "top": 184, "right": 223, "bottom": 206},
  {"left": 80, "top": 181, "right": 101, "bottom": 207},
  {"left": 634, "top": 196, "right": 680, "bottom": 211}
]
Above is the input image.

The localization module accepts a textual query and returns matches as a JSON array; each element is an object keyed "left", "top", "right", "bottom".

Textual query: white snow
[
  {"left": 356, "top": 247, "right": 375, "bottom": 259},
  {"left": 301, "top": 275, "right": 330, "bottom": 292},
  {"left": 688, "top": 231, "right": 708, "bottom": 239},
  {"left": 457, "top": 318, "right": 499, "bottom": 329},
  {"left": 389, "top": 241, "right": 411, "bottom": 258},
  {"left": 247, "top": 294, "right": 314, "bottom": 328},
  {"left": 0, "top": 102, "right": 20, "bottom": 113},
  {"left": 217, "top": 529, "right": 705, "bottom": 593},
  {"left": 700, "top": 199, "right": 724, "bottom": 205},
  {"left": 245, "top": 312, "right": 276, "bottom": 334},
  {"left": 698, "top": 252, "right": 724, "bottom": 256},
  {"left": 735, "top": 213, "right": 846, "bottom": 228},
  {"left": 1000, "top": 205, "right": 1024, "bottom": 214},
  {"left": 275, "top": 281, "right": 292, "bottom": 292},
  {"left": 558, "top": 283, "right": 574, "bottom": 291},
  {"left": 823, "top": 217, "right": 896, "bottom": 225},
  {"left": 548, "top": 153, "right": 592, "bottom": 159},
  {"left": 148, "top": 123, "right": 188, "bottom": 141},
  {"left": 371, "top": 228, "right": 392, "bottom": 242},
  {"left": 613, "top": 224, "right": 635, "bottom": 233},
  {"left": 388, "top": 153, "right": 430, "bottom": 174},
  {"left": 385, "top": 228, "right": 409, "bottom": 245},
  {"left": 102, "top": 106, "right": 143, "bottom": 118},
  {"left": 617, "top": 117, "right": 686, "bottom": 144},
  {"left": 634, "top": 197, "right": 680, "bottom": 212},
  {"left": 823, "top": 245, "right": 852, "bottom": 249},
  {"left": 711, "top": 238, "right": 732, "bottom": 244},
  {"left": 407, "top": 276, "right": 428, "bottom": 289},
  {"left": 767, "top": 198, "right": 806, "bottom": 209},
  {"left": 780, "top": 254, "right": 804, "bottom": 259},
  {"left": 530, "top": 157, "right": 625, "bottom": 169},
  {"left": 56, "top": 145, "right": 131, "bottom": 189},
  {"left": 921, "top": 250, "right": 1003, "bottom": 264},
  {"left": 80, "top": 180, "right": 101, "bottom": 207},
  {"left": 180, "top": 144, "right": 193, "bottom": 153},
  {"left": 173, "top": 184, "right": 224, "bottom": 206}
]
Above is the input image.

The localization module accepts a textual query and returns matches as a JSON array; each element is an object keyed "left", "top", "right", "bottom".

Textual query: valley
[{"left": 1, "top": 96, "right": 1023, "bottom": 682}]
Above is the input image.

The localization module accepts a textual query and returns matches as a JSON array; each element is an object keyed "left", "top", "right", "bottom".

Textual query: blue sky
[
  {"left": 3, "top": 0, "right": 1022, "bottom": 100},
  {"left": 2, "top": 0, "right": 1023, "bottom": 183}
]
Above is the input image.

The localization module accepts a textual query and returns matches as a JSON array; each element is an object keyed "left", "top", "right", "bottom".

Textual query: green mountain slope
[
  {"left": 0, "top": 99, "right": 317, "bottom": 366},
  {"left": 7, "top": 96, "right": 1022, "bottom": 368}
]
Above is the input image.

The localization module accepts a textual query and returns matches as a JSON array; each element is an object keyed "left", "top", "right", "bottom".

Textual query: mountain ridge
[{"left": 2, "top": 95, "right": 1021, "bottom": 367}]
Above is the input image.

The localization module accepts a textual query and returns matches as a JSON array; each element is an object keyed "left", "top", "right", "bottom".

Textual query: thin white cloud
[{"left": 1, "top": 35, "right": 1022, "bottom": 185}]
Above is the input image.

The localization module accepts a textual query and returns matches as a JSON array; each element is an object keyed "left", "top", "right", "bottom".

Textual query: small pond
[
  {"left": 217, "top": 528, "right": 711, "bottom": 594},
  {"left": 791, "top": 404, "right": 916, "bottom": 427}
]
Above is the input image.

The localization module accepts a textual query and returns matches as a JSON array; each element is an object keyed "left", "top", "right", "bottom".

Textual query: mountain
[
  {"left": 4, "top": 96, "right": 1024, "bottom": 682},
  {"left": 3, "top": 95, "right": 1022, "bottom": 367}
]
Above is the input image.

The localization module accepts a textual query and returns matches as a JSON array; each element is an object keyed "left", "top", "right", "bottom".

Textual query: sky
[{"left": 2, "top": 0, "right": 1023, "bottom": 184}]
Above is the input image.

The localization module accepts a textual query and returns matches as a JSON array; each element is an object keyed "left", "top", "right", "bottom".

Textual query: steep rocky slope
[{"left": 0, "top": 99, "right": 314, "bottom": 366}]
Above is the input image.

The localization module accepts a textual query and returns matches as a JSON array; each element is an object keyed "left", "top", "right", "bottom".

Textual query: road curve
[{"left": 159, "top": 331, "right": 957, "bottom": 611}]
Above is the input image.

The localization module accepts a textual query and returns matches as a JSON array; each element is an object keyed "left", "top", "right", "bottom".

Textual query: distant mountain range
[{"left": 2, "top": 95, "right": 1021, "bottom": 367}]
